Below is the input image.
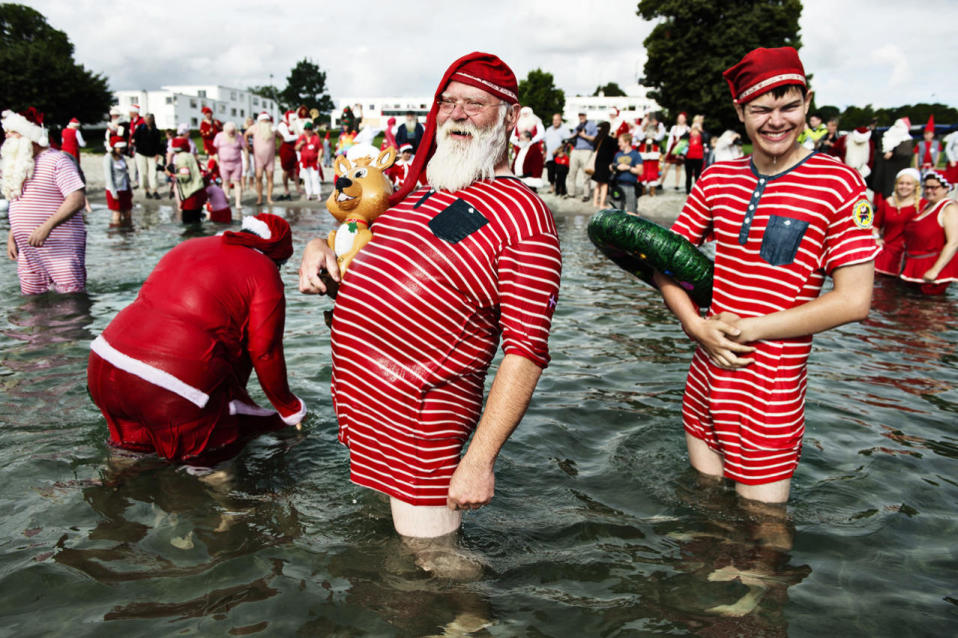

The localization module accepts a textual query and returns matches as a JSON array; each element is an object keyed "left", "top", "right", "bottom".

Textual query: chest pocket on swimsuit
[
  {"left": 760, "top": 215, "right": 809, "bottom": 266},
  {"left": 428, "top": 198, "right": 488, "bottom": 243}
]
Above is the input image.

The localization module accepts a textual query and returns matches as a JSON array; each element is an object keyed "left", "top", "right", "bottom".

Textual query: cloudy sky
[{"left": 25, "top": 0, "right": 956, "bottom": 111}]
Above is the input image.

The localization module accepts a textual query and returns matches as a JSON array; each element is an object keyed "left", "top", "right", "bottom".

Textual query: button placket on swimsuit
[{"left": 739, "top": 177, "right": 767, "bottom": 245}]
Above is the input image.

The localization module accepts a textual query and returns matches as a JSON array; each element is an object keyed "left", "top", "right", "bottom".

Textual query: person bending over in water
[{"left": 87, "top": 213, "right": 306, "bottom": 465}]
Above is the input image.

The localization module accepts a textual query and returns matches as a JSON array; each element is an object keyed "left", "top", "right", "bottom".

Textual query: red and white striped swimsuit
[
  {"left": 331, "top": 177, "right": 562, "bottom": 506},
  {"left": 9, "top": 149, "right": 86, "bottom": 294},
  {"left": 671, "top": 153, "right": 879, "bottom": 485}
]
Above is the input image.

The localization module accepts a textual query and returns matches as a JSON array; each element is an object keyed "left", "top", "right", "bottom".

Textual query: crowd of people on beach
[{"left": 1, "top": 44, "right": 957, "bottom": 594}]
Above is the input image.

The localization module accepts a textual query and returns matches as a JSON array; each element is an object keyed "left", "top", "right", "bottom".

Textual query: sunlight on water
[{"left": 0, "top": 201, "right": 955, "bottom": 636}]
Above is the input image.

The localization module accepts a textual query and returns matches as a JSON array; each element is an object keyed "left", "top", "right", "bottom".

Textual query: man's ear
[
  {"left": 734, "top": 103, "right": 745, "bottom": 124},
  {"left": 803, "top": 90, "right": 814, "bottom": 117},
  {"left": 504, "top": 103, "right": 521, "bottom": 130}
]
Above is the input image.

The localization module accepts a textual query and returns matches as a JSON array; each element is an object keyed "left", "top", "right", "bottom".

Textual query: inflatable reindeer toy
[{"left": 322, "top": 146, "right": 397, "bottom": 325}]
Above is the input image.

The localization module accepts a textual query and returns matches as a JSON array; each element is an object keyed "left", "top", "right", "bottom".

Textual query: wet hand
[
  {"left": 298, "top": 238, "right": 340, "bottom": 294},
  {"left": 687, "top": 312, "right": 755, "bottom": 370},
  {"left": 27, "top": 224, "right": 51, "bottom": 247},
  {"left": 446, "top": 457, "right": 494, "bottom": 511},
  {"left": 6, "top": 232, "right": 17, "bottom": 260}
]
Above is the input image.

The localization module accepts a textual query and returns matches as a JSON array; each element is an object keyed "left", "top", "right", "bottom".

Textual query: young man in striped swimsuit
[
  {"left": 655, "top": 47, "right": 880, "bottom": 506},
  {"left": 299, "top": 53, "right": 562, "bottom": 540}
]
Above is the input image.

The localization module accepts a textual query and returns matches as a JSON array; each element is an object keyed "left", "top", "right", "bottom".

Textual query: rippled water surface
[{"left": 0, "top": 200, "right": 956, "bottom": 637}]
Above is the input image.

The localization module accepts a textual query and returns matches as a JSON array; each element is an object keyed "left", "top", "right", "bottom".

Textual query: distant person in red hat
[
  {"left": 104, "top": 135, "right": 133, "bottom": 227},
  {"left": 913, "top": 115, "right": 941, "bottom": 177},
  {"left": 3, "top": 107, "right": 87, "bottom": 294},
  {"left": 298, "top": 52, "right": 562, "bottom": 541},
  {"left": 653, "top": 47, "right": 879, "bottom": 507},
  {"left": 87, "top": 213, "right": 306, "bottom": 465},
  {"left": 60, "top": 118, "right": 85, "bottom": 162},
  {"left": 199, "top": 106, "right": 222, "bottom": 157}
]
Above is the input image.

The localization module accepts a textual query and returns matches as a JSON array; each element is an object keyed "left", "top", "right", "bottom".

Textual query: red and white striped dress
[
  {"left": 331, "top": 177, "right": 562, "bottom": 506},
  {"left": 9, "top": 149, "right": 86, "bottom": 295},
  {"left": 671, "top": 153, "right": 879, "bottom": 485}
]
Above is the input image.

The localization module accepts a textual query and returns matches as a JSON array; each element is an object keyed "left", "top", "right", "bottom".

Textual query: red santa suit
[
  {"left": 87, "top": 214, "right": 306, "bottom": 463},
  {"left": 199, "top": 108, "right": 222, "bottom": 156},
  {"left": 60, "top": 119, "right": 85, "bottom": 161},
  {"left": 511, "top": 139, "right": 545, "bottom": 189},
  {"left": 638, "top": 138, "right": 661, "bottom": 187},
  {"left": 277, "top": 112, "right": 299, "bottom": 174}
]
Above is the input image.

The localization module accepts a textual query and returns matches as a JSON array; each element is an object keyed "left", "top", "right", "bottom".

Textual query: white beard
[
  {"left": 426, "top": 107, "right": 508, "bottom": 192},
  {"left": 1, "top": 136, "right": 36, "bottom": 201}
]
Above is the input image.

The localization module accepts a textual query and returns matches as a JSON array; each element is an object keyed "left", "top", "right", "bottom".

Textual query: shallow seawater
[{"left": 0, "top": 198, "right": 956, "bottom": 637}]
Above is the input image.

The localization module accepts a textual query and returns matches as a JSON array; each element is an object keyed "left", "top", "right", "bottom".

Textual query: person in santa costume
[
  {"left": 385, "top": 143, "right": 414, "bottom": 189},
  {"left": 103, "top": 136, "right": 133, "bottom": 227},
  {"left": 913, "top": 115, "right": 941, "bottom": 178},
  {"left": 298, "top": 52, "right": 561, "bottom": 542},
  {"left": 170, "top": 137, "right": 207, "bottom": 223},
  {"left": 872, "top": 168, "right": 921, "bottom": 276},
  {"left": 655, "top": 46, "right": 878, "bottom": 509},
  {"left": 637, "top": 133, "right": 661, "bottom": 196},
  {"left": 295, "top": 121, "right": 323, "bottom": 200},
  {"left": 199, "top": 106, "right": 222, "bottom": 157},
  {"left": 87, "top": 213, "right": 306, "bottom": 465},
  {"left": 60, "top": 118, "right": 86, "bottom": 162},
  {"left": 105, "top": 106, "right": 124, "bottom": 152},
  {"left": 381, "top": 116, "right": 398, "bottom": 152},
  {"left": 872, "top": 117, "right": 914, "bottom": 202},
  {"left": 509, "top": 106, "right": 544, "bottom": 147},
  {"left": 832, "top": 125, "right": 875, "bottom": 184},
  {"left": 511, "top": 129, "right": 544, "bottom": 190},
  {"left": 3, "top": 107, "right": 87, "bottom": 295},
  {"left": 276, "top": 110, "right": 300, "bottom": 200},
  {"left": 943, "top": 128, "right": 958, "bottom": 186},
  {"left": 900, "top": 171, "right": 958, "bottom": 294}
]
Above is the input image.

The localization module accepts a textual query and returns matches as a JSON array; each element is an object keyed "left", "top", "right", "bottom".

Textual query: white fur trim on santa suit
[
  {"left": 1, "top": 110, "right": 49, "bottom": 147},
  {"left": 230, "top": 396, "right": 306, "bottom": 425},
  {"left": 90, "top": 335, "right": 210, "bottom": 408},
  {"left": 844, "top": 134, "right": 871, "bottom": 180}
]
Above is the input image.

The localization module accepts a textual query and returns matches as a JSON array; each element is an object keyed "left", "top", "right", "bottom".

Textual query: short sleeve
[
  {"left": 670, "top": 175, "right": 712, "bottom": 246},
  {"left": 823, "top": 183, "right": 880, "bottom": 274},
  {"left": 497, "top": 232, "right": 562, "bottom": 368},
  {"left": 54, "top": 152, "right": 85, "bottom": 196}
]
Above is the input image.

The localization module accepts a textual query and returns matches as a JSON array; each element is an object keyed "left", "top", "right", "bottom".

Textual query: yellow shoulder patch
[{"left": 852, "top": 199, "right": 874, "bottom": 229}]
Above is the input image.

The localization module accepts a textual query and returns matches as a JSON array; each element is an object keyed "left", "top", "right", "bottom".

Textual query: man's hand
[
  {"left": 7, "top": 231, "right": 17, "bottom": 260},
  {"left": 446, "top": 456, "right": 495, "bottom": 511},
  {"left": 298, "top": 238, "right": 340, "bottom": 294},
  {"left": 28, "top": 224, "right": 52, "bottom": 247},
  {"left": 922, "top": 268, "right": 940, "bottom": 282},
  {"left": 685, "top": 311, "right": 755, "bottom": 370}
]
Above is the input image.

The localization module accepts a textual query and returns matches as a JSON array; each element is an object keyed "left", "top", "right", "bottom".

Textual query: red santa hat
[
  {"left": 222, "top": 213, "right": 293, "bottom": 262},
  {"left": 129, "top": 104, "right": 141, "bottom": 114},
  {"left": 399, "top": 143, "right": 413, "bottom": 154},
  {"left": 723, "top": 47, "right": 806, "bottom": 104},
  {"left": 68, "top": 117, "right": 80, "bottom": 127},
  {"left": 257, "top": 111, "right": 271, "bottom": 122},
  {"left": 924, "top": 169, "right": 951, "bottom": 191},
  {"left": 390, "top": 51, "right": 518, "bottom": 206},
  {"left": 850, "top": 126, "right": 871, "bottom": 143},
  {"left": 202, "top": 106, "right": 213, "bottom": 115},
  {"left": 1, "top": 107, "right": 49, "bottom": 146},
  {"left": 171, "top": 137, "right": 190, "bottom": 152},
  {"left": 925, "top": 114, "right": 935, "bottom": 133},
  {"left": 109, "top": 135, "right": 127, "bottom": 149},
  {"left": 283, "top": 110, "right": 296, "bottom": 125}
]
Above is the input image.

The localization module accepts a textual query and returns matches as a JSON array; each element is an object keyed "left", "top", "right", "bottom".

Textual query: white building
[
  {"left": 563, "top": 84, "right": 661, "bottom": 125},
  {"left": 331, "top": 96, "right": 432, "bottom": 129},
  {"left": 112, "top": 85, "right": 281, "bottom": 131},
  {"left": 330, "top": 83, "right": 660, "bottom": 130}
]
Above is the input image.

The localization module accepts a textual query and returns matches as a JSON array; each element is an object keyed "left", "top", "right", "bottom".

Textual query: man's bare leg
[{"left": 686, "top": 433, "right": 724, "bottom": 477}]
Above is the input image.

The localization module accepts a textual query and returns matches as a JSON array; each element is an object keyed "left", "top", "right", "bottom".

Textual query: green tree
[
  {"left": 637, "top": 0, "right": 803, "bottom": 133},
  {"left": 593, "top": 82, "right": 627, "bottom": 97},
  {"left": 517, "top": 69, "right": 565, "bottom": 120},
  {"left": 248, "top": 84, "right": 282, "bottom": 106},
  {"left": 0, "top": 3, "right": 111, "bottom": 126},
  {"left": 279, "top": 58, "right": 334, "bottom": 116}
]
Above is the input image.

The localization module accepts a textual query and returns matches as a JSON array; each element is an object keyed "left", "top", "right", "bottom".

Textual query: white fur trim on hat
[
  {"left": 1, "top": 110, "right": 49, "bottom": 147},
  {"left": 241, "top": 215, "right": 271, "bottom": 239},
  {"left": 346, "top": 143, "right": 380, "bottom": 163},
  {"left": 257, "top": 111, "right": 271, "bottom": 121}
]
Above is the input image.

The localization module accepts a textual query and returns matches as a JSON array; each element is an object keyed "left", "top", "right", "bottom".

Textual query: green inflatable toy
[{"left": 587, "top": 209, "right": 714, "bottom": 307}]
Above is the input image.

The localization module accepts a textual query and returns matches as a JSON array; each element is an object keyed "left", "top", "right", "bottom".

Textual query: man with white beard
[
  {"left": 299, "top": 52, "right": 562, "bottom": 542},
  {"left": 3, "top": 108, "right": 86, "bottom": 295}
]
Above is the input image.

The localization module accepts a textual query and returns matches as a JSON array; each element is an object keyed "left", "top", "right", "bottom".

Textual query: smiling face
[
  {"left": 735, "top": 85, "right": 812, "bottom": 166},
  {"left": 923, "top": 176, "right": 948, "bottom": 204},
  {"left": 895, "top": 175, "right": 918, "bottom": 201}
]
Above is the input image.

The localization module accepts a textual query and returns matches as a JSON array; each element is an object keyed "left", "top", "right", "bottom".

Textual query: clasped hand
[{"left": 685, "top": 311, "right": 758, "bottom": 370}]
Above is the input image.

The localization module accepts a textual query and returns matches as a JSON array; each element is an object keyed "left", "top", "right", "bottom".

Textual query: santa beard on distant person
[
  {"left": 426, "top": 105, "right": 508, "bottom": 193},
  {"left": 1, "top": 135, "right": 36, "bottom": 201}
]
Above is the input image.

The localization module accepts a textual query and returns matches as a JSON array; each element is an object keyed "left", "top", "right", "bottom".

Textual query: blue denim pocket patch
[{"left": 759, "top": 215, "right": 809, "bottom": 266}]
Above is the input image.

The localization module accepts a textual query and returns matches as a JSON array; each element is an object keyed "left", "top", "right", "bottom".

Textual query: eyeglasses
[
  {"left": 924, "top": 184, "right": 944, "bottom": 191},
  {"left": 436, "top": 97, "right": 502, "bottom": 116}
]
